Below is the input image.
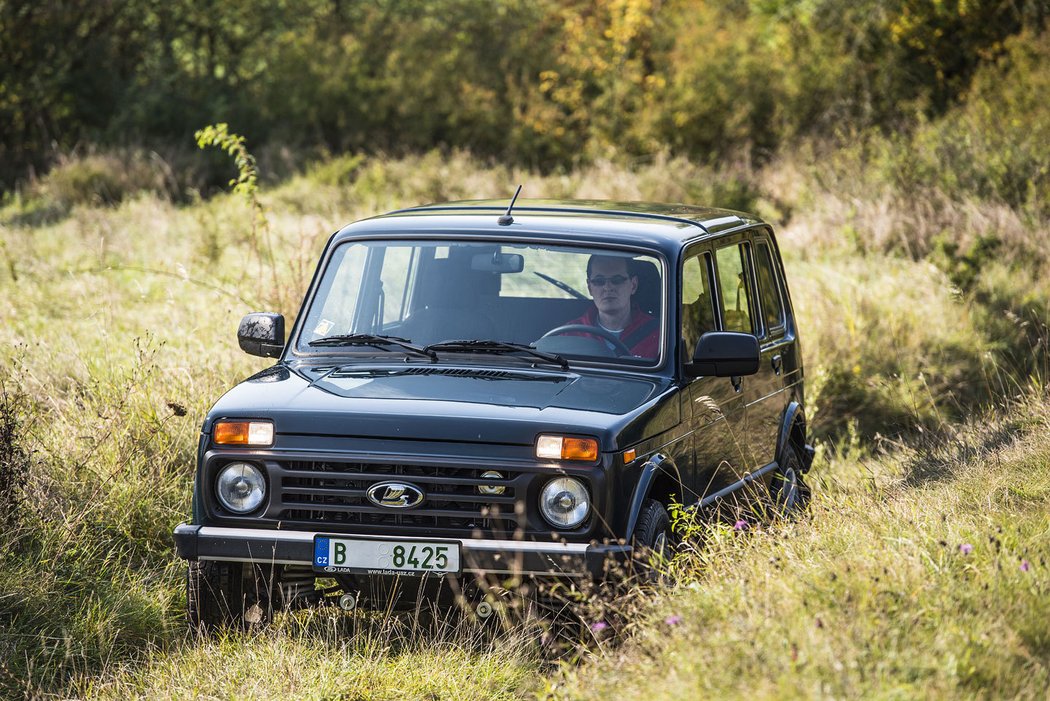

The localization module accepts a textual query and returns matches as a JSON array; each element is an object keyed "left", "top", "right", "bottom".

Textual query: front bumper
[{"left": 173, "top": 523, "right": 630, "bottom": 579}]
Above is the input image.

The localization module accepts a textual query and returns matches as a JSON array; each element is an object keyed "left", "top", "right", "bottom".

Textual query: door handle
[
  {"left": 772, "top": 354, "right": 783, "bottom": 375},
  {"left": 731, "top": 375, "right": 743, "bottom": 393}
]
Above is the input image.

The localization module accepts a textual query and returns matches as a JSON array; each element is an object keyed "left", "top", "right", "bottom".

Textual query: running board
[{"left": 695, "top": 461, "right": 778, "bottom": 509}]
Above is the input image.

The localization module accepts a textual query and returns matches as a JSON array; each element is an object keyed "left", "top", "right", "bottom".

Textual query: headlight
[
  {"left": 539, "top": 477, "right": 590, "bottom": 529},
  {"left": 216, "top": 462, "right": 266, "bottom": 513}
]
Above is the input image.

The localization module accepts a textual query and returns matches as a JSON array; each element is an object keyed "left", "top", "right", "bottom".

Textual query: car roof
[{"left": 332, "top": 199, "right": 765, "bottom": 253}]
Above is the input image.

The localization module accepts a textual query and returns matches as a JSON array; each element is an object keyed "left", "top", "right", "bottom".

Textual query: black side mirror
[
  {"left": 685, "top": 331, "right": 759, "bottom": 378},
  {"left": 238, "top": 312, "right": 285, "bottom": 358}
]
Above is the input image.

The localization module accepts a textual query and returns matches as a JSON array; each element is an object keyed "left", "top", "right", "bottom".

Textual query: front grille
[{"left": 276, "top": 459, "right": 526, "bottom": 537}]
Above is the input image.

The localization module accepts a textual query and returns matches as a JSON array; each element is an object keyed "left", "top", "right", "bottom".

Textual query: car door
[
  {"left": 747, "top": 231, "right": 799, "bottom": 469},
  {"left": 680, "top": 245, "right": 748, "bottom": 503},
  {"left": 740, "top": 230, "right": 792, "bottom": 471},
  {"left": 709, "top": 237, "right": 765, "bottom": 479}
]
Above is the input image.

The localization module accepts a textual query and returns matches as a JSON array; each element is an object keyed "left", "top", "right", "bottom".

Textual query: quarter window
[{"left": 714, "top": 244, "right": 753, "bottom": 334}]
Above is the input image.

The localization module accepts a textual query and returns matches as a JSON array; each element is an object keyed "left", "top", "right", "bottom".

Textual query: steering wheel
[{"left": 539, "top": 324, "right": 632, "bottom": 356}]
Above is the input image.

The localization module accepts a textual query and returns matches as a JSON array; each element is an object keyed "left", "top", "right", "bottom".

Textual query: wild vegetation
[{"left": 1, "top": 2, "right": 1049, "bottom": 699}]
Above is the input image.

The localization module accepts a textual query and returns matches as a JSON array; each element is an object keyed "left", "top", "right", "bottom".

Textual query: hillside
[{"left": 1, "top": 147, "right": 1047, "bottom": 698}]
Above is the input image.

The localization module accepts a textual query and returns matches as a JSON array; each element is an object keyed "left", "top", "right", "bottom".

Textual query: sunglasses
[{"left": 588, "top": 274, "right": 630, "bottom": 287}]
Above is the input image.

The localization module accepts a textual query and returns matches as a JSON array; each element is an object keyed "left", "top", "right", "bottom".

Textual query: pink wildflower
[
  {"left": 1020, "top": 560, "right": 1031, "bottom": 572},
  {"left": 665, "top": 615, "right": 683, "bottom": 626},
  {"left": 959, "top": 543, "right": 973, "bottom": 555},
  {"left": 590, "top": 621, "right": 608, "bottom": 632},
  {"left": 734, "top": 519, "right": 749, "bottom": 531}
]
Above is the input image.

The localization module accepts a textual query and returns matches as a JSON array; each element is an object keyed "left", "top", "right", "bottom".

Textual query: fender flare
[
  {"left": 624, "top": 453, "right": 684, "bottom": 541},
  {"left": 777, "top": 401, "right": 813, "bottom": 472}
]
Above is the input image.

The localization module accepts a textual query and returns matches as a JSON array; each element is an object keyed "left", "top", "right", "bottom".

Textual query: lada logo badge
[{"left": 366, "top": 481, "right": 425, "bottom": 509}]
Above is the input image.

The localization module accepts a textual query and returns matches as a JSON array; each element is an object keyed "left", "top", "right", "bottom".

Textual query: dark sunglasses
[{"left": 588, "top": 274, "right": 630, "bottom": 287}]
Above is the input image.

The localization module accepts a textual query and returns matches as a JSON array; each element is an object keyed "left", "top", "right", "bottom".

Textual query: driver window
[
  {"left": 714, "top": 244, "right": 754, "bottom": 334},
  {"left": 681, "top": 251, "right": 715, "bottom": 358}
]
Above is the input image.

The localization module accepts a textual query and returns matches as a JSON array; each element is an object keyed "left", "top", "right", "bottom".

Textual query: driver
[{"left": 562, "top": 255, "right": 659, "bottom": 358}]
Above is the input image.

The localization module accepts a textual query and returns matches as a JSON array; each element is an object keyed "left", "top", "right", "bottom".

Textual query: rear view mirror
[
  {"left": 238, "top": 312, "right": 285, "bottom": 358},
  {"left": 685, "top": 331, "right": 759, "bottom": 378},
  {"left": 471, "top": 252, "right": 524, "bottom": 273}
]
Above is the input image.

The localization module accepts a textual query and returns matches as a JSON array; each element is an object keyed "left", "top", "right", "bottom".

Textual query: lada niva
[{"left": 173, "top": 199, "right": 813, "bottom": 627}]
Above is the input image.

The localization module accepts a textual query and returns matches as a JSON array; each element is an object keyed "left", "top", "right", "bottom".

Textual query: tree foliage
[{"left": 1, "top": 0, "right": 1047, "bottom": 191}]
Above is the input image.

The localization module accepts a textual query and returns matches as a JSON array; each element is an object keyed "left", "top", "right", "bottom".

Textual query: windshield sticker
[{"left": 313, "top": 319, "right": 334, "bottom": 336}]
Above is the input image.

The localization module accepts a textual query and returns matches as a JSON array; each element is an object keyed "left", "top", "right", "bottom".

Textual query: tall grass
[
  {"left": 0, "top": 148, "right": 1047, "bottom": 698},
  {"left": 545, "top": 395, "right": 1050, "bottom": 699}
]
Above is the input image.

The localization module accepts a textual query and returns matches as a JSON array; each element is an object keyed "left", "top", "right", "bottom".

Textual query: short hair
[{"left": 586, "top": 254, "right": 634, "bottom": 280}]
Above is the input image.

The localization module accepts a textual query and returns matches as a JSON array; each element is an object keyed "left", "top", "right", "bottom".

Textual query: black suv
[{"left": 174, "top": 200, "right": 813, "bottom": 626}]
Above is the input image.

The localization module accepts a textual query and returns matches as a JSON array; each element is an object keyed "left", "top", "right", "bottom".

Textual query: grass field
[{"left": 1, "top": 151, "right": 1047, "bottom": 699}]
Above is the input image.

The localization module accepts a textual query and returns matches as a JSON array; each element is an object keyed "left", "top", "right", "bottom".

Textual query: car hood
[{"left": 206, "top": 363, "right": 675, "bottom": 447}]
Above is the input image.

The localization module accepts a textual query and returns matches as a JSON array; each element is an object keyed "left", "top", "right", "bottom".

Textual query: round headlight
[
  {"left": 539, "top": 477, "right": 590, "bottom": 529},
  {"left": 216, "top": 462, "right": 266, "bottom": 513}
]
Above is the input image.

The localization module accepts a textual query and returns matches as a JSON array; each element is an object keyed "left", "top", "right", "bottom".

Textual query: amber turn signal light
[
  {"left": 536, "top": 434, "right": 599, "bottom": 461},
  {"left": 214, "top": 420, "right": 274, "bottom": 446}
]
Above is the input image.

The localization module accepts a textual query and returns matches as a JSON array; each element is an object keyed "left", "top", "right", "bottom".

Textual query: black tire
[
  {"left": 632, "top": 499, "right": 672, "bottom": 580},
  {"left": 770, "top": 442, "right": 810, "bottom": 517},
  {"left": 187, "top": 561, "right": 279, "bottom": 631}
]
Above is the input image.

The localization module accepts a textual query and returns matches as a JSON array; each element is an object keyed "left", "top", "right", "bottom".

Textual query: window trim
[
  {"left": 711, "top": 237, "right": 758, "bottom": 336},
  {"left": 752, "top": 235, "right": 787, "bottom": 339}
]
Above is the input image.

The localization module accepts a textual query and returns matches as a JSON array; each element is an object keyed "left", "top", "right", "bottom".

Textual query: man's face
[{"left": 587, "top": 258, "right": 637, "bottom": 321}]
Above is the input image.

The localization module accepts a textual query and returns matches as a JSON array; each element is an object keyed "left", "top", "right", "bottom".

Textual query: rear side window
[
  {"left": 754, "top": 241, "right": 785, "bottom": 333},
  {"left": 714, "top": 244, "right": 753, "bottom": 334}
]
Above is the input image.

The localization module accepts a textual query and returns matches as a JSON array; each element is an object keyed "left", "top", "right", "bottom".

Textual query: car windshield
[{"left": 295, "top": 239, "right": 665, "bottom": 367}]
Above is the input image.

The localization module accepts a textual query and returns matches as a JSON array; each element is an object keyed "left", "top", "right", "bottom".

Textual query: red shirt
[{"left": 566, "top": 304, "right": 660, "bottom": 359}]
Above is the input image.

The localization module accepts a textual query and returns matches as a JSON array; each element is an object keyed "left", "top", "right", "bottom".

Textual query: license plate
[{"left": 313, "top": 536, "right": 461, "bottom": 576}]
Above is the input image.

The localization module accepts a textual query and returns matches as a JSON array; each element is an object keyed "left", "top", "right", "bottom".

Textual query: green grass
[
  {"left": 544, "top": 399, "right": 1050, "bottom": 699},
  {"left": 0, "top": 151, "right": 1047, "bottom": 699}
]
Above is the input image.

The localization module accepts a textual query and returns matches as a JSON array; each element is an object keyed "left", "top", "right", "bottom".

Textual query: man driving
[{"left": 563, "top": 255, "right": 659, "bottom": 358}]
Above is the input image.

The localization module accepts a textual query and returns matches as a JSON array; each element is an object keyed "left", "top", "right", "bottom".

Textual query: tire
[
  {"left": 632, "top": 499, "right": 672, "bottom": 580},
  {"left": 187, "top": 561, "right": 279, "bottom": 631},
  {"left": 770, "top": 442, "right": 810, "bottom": 518}
]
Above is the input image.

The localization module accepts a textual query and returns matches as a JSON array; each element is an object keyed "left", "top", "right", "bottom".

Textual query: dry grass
[{"left": 1, "top": 150, "right": 1047, "bottom": 699}]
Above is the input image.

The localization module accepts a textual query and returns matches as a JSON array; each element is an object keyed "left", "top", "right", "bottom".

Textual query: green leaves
[{"left": 195, "top": 123, "right": 258, "bottom": 198}]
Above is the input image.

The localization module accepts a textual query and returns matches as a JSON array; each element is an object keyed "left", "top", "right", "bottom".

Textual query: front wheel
[
  {"left": 631, "top": 499, "right": 673, "bottom": 581},
  {"left": 187, "top": 561, "right": 278, "bottom": 631}
]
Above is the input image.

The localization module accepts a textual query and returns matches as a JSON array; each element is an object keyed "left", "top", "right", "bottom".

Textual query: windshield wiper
[
  {"left": 424, "top": 340, "right": 570, "bottom": 371},
  {"left": 308, "top": 334, "right": 437, "bottom": 360},
  {"left": 534, "top": 271, "right": 587, "bottom": 300}
]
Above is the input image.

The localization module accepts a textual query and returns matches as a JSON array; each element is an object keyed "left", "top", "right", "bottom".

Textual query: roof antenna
[{"left": 498, "top": 185, "right": 522, "bottom": 226}]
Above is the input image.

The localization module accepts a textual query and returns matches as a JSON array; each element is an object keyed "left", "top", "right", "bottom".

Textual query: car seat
[
  {"left": 630, "top": 259, "right": 661, "bottom": 317},
  {"left": 399, "top": 255, "right": 497, "bottom": 344}
]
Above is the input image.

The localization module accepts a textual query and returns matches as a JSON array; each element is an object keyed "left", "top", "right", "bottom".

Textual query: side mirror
[
  {"left": 685, "top": 331, "right": 759, "bottom": 378},
  {"left": 238, "top": 312, "right": 285, "bottom": 358}
]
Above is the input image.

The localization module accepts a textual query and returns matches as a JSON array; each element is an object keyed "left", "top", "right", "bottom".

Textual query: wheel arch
[
  {"left": 624, "top": 453, "right": 684, "bottom": 541},
  {"left": 777, "top": 401, "right": 812, "bottom": 472}
]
